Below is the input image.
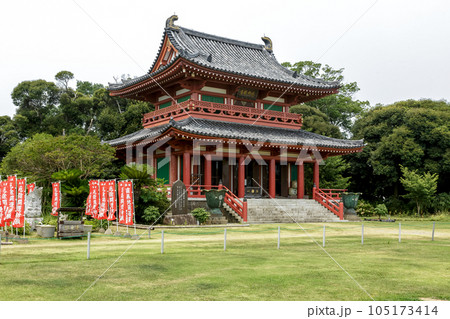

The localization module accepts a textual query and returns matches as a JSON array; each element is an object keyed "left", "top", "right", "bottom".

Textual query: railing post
[
  {"left": 87, "top": 232, "right": 91, "bottom": 260},
  {"left": 339, "top": 202, "right": 344, "bottom": 220},
  {"left": 277, "top": 226, "right": 280, "bottom": 250},
  {"left": 243, "top": 199, "right": 248, "bottom": 222}
]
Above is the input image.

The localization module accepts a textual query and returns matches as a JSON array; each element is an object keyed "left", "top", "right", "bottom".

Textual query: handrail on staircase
[
  {"left": 313, "top": 187, "right": 344, "bottom": 220},
  {"left": 222, "top": 186, "right": 247, "bottom": 222},
  {"left": 162, "top": 183, "right": 247, "bottom": 222}
]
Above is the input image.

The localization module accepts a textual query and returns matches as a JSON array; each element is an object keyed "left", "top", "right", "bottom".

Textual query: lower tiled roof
[{"left": 106, "top": 117, "right": 364, "bottom": 149}]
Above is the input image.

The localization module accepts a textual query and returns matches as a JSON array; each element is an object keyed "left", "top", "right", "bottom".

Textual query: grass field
[{"left": 0, "top": 221, "right": 449, "bottom": 301}]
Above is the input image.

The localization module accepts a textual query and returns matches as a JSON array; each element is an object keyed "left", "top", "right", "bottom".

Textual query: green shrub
[
  {"left": 84, "top": 218, "right": 108, "bottom": 231},
  {"left": 432, "top": 193, "right": 450, "bottom": 213},
  {"left": 385, "top": 196, "right": 406, "bottom": 215},
  {"left": 374, "top": 204, "right": 388, "bottom": 219},
  {"left": 42, "top": 214, "right": 58, "bottom": 226},
  {"left": 7, "top": 222, "right": 32, "bottom": 236},
  {"left": 142, "top": 206, "right": 160, "bottom": 224},
  {"left": 356, "top": 199, "right": 374, "bottom": 216},
  {"left": 191, "top": 208, "right": 210, "bottom": 224}
]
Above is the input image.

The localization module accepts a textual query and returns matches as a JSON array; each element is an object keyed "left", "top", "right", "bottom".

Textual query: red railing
[
  {"left": 142, "top": 99, "right": 302, "bottom": 129},
  {"left": 163, "top": 184, "right": 247, "bottom": 222},
  {"left": 222, "top": 185, "right": 247, "bottom": 222},
  {"left": 313, "top": 187, "right": 345, "bottom": 220}
]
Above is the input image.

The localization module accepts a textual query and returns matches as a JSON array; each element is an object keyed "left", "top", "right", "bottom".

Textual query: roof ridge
[{"left": 177, "top": 26, "right": 264, "bottom": 51}]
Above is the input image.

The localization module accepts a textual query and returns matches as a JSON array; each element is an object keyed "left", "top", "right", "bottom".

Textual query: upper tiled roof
[
  {"left": 109, "top": 16, "right": 340, "bottom": 91},
  {"left": 106, "top": 117, "right": 364, "bottom": 150}
]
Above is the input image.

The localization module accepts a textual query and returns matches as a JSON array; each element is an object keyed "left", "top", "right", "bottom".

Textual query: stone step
[{"left": 245, "top": 198, "right": 344, "bottom": 223}]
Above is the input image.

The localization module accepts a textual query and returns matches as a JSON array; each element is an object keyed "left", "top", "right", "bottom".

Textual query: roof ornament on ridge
[
  {"left": 166, "top": 15, "right": 180, "bottom": 30},
  {"left": 261, "top": 36, "right": 273, "bottom": 53}
]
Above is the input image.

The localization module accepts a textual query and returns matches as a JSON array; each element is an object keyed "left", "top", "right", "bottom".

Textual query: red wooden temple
[{"left": 107, "top": 16, "right": 364, "bottom": 222}]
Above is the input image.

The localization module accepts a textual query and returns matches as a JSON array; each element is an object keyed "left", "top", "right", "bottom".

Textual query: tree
[
  {"left": 76, "top": 81, "right": 104, "bottom": 96},
  {"left": 400, "top": 165, "right": 438, "bottom": 216},
  {"left": 1, "top": 133, "right": 116, "bottom": 182},
  {"left": 290, "top": 104, "right": 342, "bottom": 138},
  {"left": 283, "top": 61, "right": 368, "bottom": 135},
  {"left": 51, "top": 169, "right": 89, "bottom": 207},
  {"left": 55, "top": 71, "right": 74, "bottom": 91},
  {"left": 11, "top": 80, "right": 60, "bottom": 138},
  {"left": 95, "top": 88, "right": 153, "bottom": 140},
  {"left": 348, "top": 99, "right": 450, "bottom": 202},
  {"left": 0, "top": 116, "right": 19, "bottom": 161}
]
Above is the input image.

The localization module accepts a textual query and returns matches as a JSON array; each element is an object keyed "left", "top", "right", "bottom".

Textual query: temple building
[{"left": 107, "top": 16, "right": 364, "bottom": 222}]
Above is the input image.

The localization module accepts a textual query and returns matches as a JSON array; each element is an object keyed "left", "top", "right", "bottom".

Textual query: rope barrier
[{"left": 1, "top": 220, "right": 449, "bottom": 242}]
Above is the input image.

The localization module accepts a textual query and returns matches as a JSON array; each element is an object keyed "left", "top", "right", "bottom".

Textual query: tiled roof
[
  {"left": 109, "top": 18, "right": 340, "bottom": 91},
  {"left": 106, "top": 117, "right": 364, "bottom": 149}
]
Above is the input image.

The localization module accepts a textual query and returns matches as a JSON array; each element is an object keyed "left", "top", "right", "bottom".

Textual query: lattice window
[{"left": 201, "top": 95, "right": 224, "bottom": 104}]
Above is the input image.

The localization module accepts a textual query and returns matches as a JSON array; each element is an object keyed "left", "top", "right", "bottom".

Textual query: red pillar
[
  {"left": 297, "top": 162, "right": 304, "bottom": 199},
  {"left": 204, "top": 154, "right": 212, "bottom": 190},
  {"left": 314, "top": 160, "right": 320, "bottom": 189},
  {"left": 151, "top": 157, "right": 157, "bottom": 180},
  {"left": 269, "top": 158, "right": 276, "bottom": 198},
  {"left": 183, "top": 151, "right": 191, "bottom": 186},
  {"left": 238, "top": 156, "right": 245, "bottom": 198},
  {"left": 170, "top": 154, "right": 177, "bottom": 185}
]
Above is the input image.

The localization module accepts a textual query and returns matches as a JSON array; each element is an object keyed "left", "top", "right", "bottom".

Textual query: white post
[
  {"left": 224, "top": 228, "right": 227, "bottom": 251},
  {"left": 148, "top": 228, "right": 151, "bottom": 239},
  {"left": 323, "top": 225, "right": 326, "bottom": 247},
  {"left": 432, "top": 222, "right": 435, "bottom": 241},
  {"left": 0, "top": 234, "right": 2, "bottom": 261},
  {"left": 277, "top": 226, "right": 280, "bottom": 250},
  {"left": 87, "top": 232, "right": 91, "bottom": 260},
  {"left": 361, "top": 223, "right": 364, "bottom": 245},
  {"left": 161, "top": 230, "right": 164, "bottom": 254},
  {"left": 399, "top": 222, "right": 401, "bottom": 243}
]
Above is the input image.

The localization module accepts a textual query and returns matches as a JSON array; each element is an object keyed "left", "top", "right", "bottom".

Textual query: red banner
[
  {"left": 0, "top": 181, "right": 7, "bottom": 226},
  {"left": 4, "top": 176, "right": 16, "bottom": 223},
  {"left": 118, "top": 181, "right": 125, "bottom": 224},
  {"left": 88, "top": 180, "right": 99, "bottom": 218},
  {"left": 85, "top": 193, "right": 91, "bottom": 216},
  {"left": 123, "top": 181, "right": 134, "bottom": 225},
  {"left": 118, "top": 181, "right": 133, "bottom": 225},
  {"left": 97, "top": 181, "right": 108, "bottom": 220},
  {"left": 27, "top": 183, "right": 36, "bottom": 194},
  {"left": 107, "top": 180, "right": 117, "bottom": 221},
  {"left": 12, "top": 179, "right": 26, "bottom": 228},
  {"left": 51, "top": 182, "right": 61, "bottom": 216}
]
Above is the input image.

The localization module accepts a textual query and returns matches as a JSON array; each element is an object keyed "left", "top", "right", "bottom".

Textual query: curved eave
[
  {"left": 109, "top": 57, "right": 340, "bottom": 99},
  {"left": 108, "top": 124, "right": 364, "bottom": 155}
]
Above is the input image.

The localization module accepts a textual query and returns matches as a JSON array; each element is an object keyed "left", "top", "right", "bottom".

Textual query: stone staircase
[
  {"left": 222, "top": 204, "right": 244, "bottom": 223},
  {"left": 245, "top": 199, "right": 344, "bottom": 223}
]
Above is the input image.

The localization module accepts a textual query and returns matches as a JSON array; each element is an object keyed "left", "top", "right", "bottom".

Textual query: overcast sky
[{"left": 1, "top": 0, "right": 449, "bottom": 118}]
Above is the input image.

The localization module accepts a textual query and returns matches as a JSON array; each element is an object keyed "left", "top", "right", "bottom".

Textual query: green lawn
[{"left": 0, "top": 221, "right": 449, "bottom": 301}]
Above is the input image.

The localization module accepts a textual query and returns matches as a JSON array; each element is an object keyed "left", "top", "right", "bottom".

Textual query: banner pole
[
  {"left": 132, "top": 180, "right": 136, "bottom": 235},
  {"left": 116, "top": 179, "right": 119, "bottom": 233},
  {"left": 15, "top": 175, "right": 18, "bottom": 236},
  {"left": 23, "top": 177, "right": 27, "bottom": 238}
]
